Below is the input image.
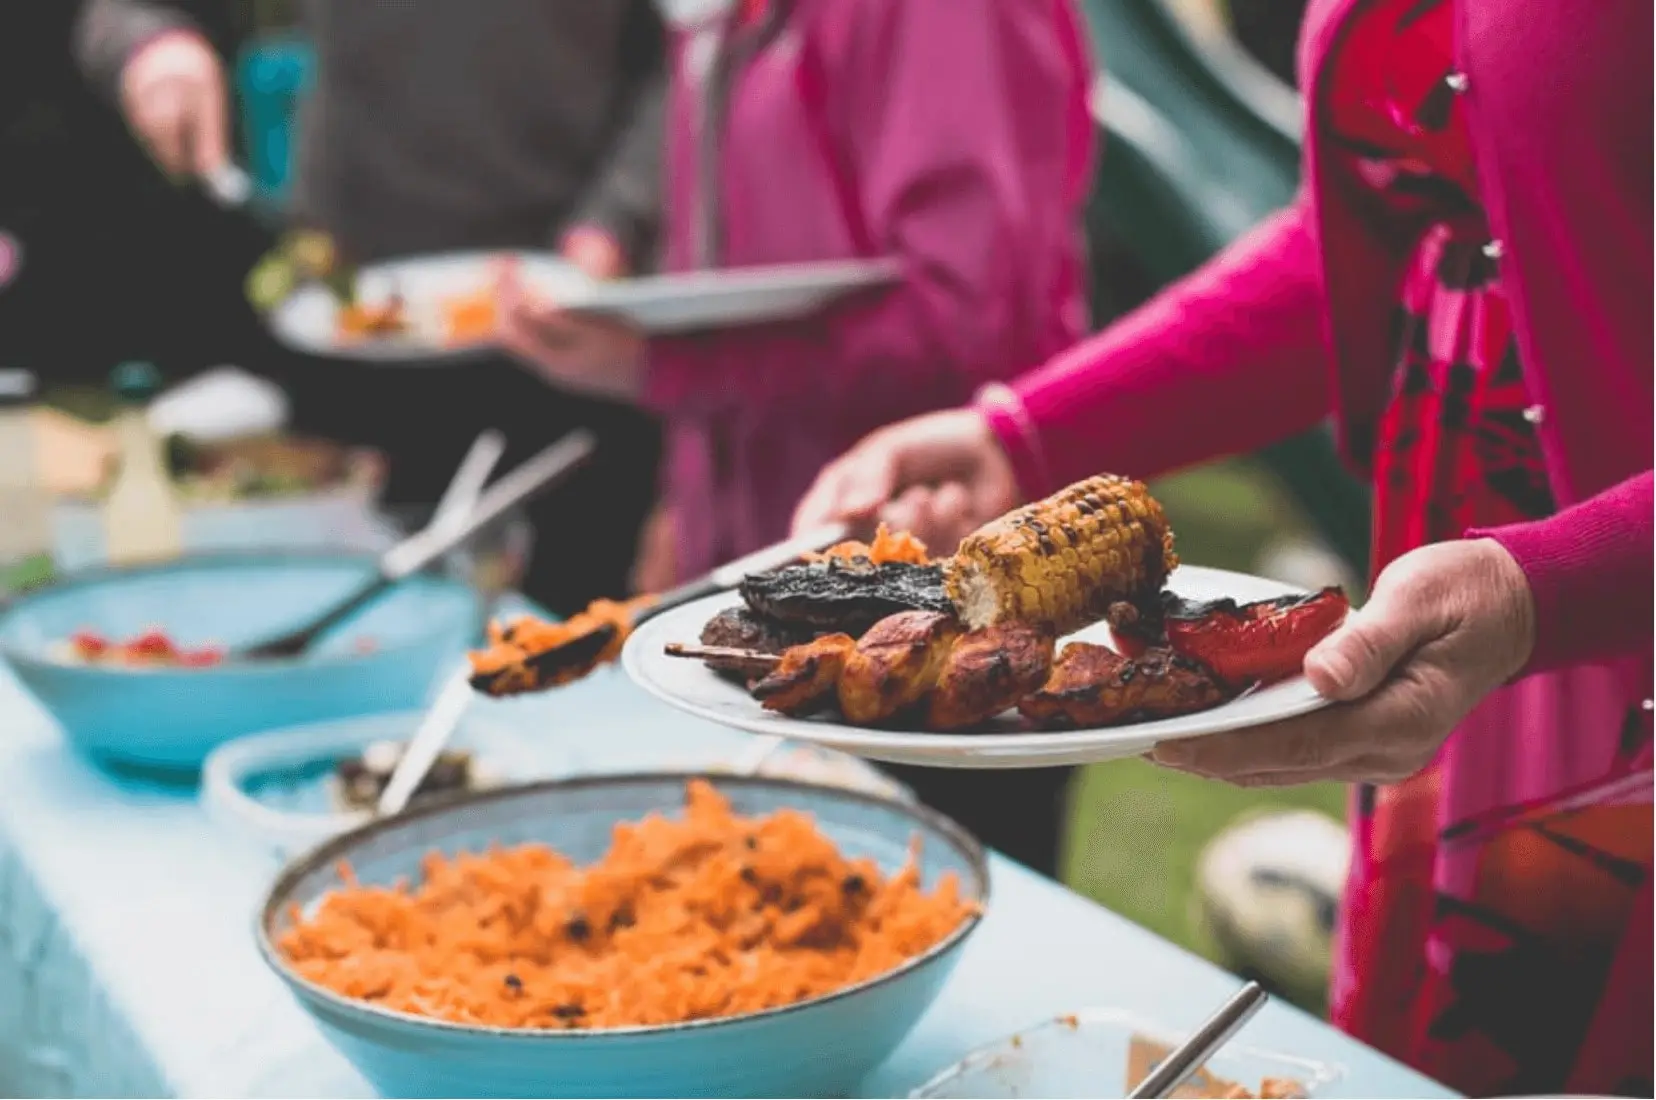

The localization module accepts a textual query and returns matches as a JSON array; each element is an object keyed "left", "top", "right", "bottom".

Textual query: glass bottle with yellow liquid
[{"left": 102, "top": 361, "right": 184, "bottom": 565}]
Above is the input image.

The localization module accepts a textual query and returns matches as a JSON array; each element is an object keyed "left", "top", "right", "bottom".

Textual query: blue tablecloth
[{"left": 0, "top": 661, "right": 1454, "bottom": 1098}]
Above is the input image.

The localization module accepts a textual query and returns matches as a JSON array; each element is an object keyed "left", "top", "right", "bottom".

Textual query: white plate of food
[
  {"left": 620, "top": 477, "right": 1349, "bottom": 770},
  {"left": 266, "top": 250, "right": 593, "bottom": 363},
  {"left": 267, "top": 252, "right": 899, "bottom": 360}
]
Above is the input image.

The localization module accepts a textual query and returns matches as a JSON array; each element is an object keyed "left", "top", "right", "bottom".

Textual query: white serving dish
[{"left": 911, "top": 1008, "right": 1344, "bottom": 1098}]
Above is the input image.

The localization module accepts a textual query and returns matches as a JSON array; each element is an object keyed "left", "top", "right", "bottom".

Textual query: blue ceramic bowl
[
  {"left": 0, "top": 552, "right": 483, "bottom": 770},
  {"left": 257, "top": 773, "right": 989, "bottom": 1098}
]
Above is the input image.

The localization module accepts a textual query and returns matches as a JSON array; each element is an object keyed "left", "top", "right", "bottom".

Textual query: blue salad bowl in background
[
  {"left": 0, "top": 552, "right": 484, "bottom": 770},
  {"left": 257, "top": 773, "right": 989, "bottom": 1099}
]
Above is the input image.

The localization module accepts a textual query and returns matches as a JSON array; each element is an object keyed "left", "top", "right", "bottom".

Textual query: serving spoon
[{"left": 468, "top": 522, "right": 851, "bottom": 695}]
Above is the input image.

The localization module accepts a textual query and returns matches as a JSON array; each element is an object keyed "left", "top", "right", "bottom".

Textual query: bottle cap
[
  {"left": 0, "top": 368, "right": 36, "bottom": 404},
  {"left": 111, "top": 361, "right": 163, "bottom": 403}
]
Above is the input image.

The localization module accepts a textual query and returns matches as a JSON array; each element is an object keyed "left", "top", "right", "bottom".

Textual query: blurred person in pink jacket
[{"left": 500, "top": 0, "right": 1095, "bottom": 876}]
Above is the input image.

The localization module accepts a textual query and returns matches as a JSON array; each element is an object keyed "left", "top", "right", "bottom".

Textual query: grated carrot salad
[
  {"left": 277, "top": 781, "right": 976, "bottom": 1030},
  {"left": 467, "top": 595, "right": 656, "bottom": 691},
  {"left": 805, "top": 524, "right": 931, "bottom": 566}
]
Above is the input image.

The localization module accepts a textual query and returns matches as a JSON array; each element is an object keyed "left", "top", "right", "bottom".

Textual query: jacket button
[
  {"left": 1522, "top": 404, "right": 1546, "bottom": 424},
  {"left": 1482, "top": 239, "right": 1504, "bottom": 260},
  {"left": 1445, "top": 72, "right": 1470, "bottom": 93},
  {"left": 1644, "top": 699, "right": 1654, "bottom": 712}
]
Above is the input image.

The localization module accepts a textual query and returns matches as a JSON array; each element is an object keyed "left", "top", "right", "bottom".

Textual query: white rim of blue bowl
[
  {"left": 201, "top": 709, "right": 557, "bottom": 853},
  {"left": 201, "top": 715, "right": 409, "bottom": 842},
  {"left": 256, "top": 770, "right": 990, "bottom": 1038},
  {"left": 0, "top": 549, "right": 482, "bottom": 675}
]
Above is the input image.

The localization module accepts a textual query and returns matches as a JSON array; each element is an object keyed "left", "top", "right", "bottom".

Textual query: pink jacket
[
  {"left": 647, "top": 0, "right": 1094, "bottom": 579},
  {"left": 983, "top": 0, "right": 1652, "bottom": 673}
]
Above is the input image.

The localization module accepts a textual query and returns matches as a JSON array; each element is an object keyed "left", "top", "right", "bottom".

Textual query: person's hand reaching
[
  {"left": 1150, "top": 537, "right": 1537, "bottom": 786},
  {"left": 119, "top": 31, "right": 229, "bottom": 179},
  {"left": 790, "top": 407, "right": 1021, "bottom": 553},
  {"left": 496, "top": 249, "right": 645, "bottom": 402},
  {"left": 559, "top": 225, "right": 628, "bottom": 281}
]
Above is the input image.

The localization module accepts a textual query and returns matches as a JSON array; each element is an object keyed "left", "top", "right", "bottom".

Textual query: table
[{"left": 0, "top": 662, "right": 1454, "bottom": 1098}]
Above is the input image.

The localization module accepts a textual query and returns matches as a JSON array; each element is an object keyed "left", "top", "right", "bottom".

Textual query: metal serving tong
[
  {"left": 234, "top": 430, "right": 595, "bottom": 660},
  {"left": 376, "top": 523, "right": 852, "bottom": 817},
  {"left": 1127, "top": 982, "right": 1269, "bottom": 1099},
  {"left": 467, "top": 521, "right": 852, "bottom": 696}
]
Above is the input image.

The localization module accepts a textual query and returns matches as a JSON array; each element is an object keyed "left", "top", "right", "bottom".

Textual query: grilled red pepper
[
  {"left": 1161, "top": 586, "right": 1350, "bottom": 687},
  {"left": 1110, "top": 624, "right": 1152, "bottom": 659},
  {"left": 1104, "top": 599, "right": 1163, "bottom": 658}
]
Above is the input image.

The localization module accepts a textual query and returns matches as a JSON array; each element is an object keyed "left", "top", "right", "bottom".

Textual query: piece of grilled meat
[
  {"left": 698, "top": 607, "right": 821, "bottom": 682},
  {"left": 738, "top": 558, "right": 952, "bottom": 635},
  {"left": 1018, "top": 643, "right": 1232, "bottom": 729},
  {"left": 838, "top": 610, "right": 963, "bottom": 725},
  {"left": 750, "top": 634, "right": 858, "bottom": 716},
  {"left": 926, "top": 622, "right": 1057, "bottom": 731}
]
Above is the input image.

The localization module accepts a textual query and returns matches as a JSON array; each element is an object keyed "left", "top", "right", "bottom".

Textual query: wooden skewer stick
[{"left": 663, "top": 642, "right": 784, "bottom": 666}]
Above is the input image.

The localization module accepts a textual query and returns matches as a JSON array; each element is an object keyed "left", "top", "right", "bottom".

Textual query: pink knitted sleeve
[
  {"left": 980, "top": 198, "right": 1334, "bottom": 496},
  {"left": 1475, "top": 471, "right": 1655, "bottom": 673}
]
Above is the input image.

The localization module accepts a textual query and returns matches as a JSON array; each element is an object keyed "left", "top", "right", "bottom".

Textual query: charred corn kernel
[{"left": 944, "top": 474, "right": 1177, "bottom": 635}]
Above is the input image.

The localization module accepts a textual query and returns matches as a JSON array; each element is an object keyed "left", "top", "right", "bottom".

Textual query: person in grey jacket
[{"left": 74, "top": 0, "right": 668, "bottom": 614}]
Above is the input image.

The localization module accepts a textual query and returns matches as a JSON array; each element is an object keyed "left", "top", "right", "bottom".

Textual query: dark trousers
[
  {"left": 886, "top": 763, "right": 1075, "bottom": 880},
  {"left": 280, "top": 354, "right": 662, "bottom": 616}
]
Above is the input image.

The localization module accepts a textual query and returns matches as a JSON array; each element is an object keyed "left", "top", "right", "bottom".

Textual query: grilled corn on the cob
[{"left": 945, "top": 474, "right": 1177, "bottom": 635}]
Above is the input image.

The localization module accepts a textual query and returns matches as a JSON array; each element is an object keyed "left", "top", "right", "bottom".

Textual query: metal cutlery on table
[
  {"left": 233, "top": 429, "right": 595, "bottom": 661},
  {"left": 428, "top": 430, "right": 506, "bottom": 539},
  {"left": 372, "top": 431, "right": 508, "bottom": 817},
  {"left": 1126, "top": 981, "right": 1270, "bottom": 1099},
  {"left": 376, "top": 665, "right": 478, "bottom": 817},
  {"left": 367, "top": 523, "right": 852, "bottom": 815}
]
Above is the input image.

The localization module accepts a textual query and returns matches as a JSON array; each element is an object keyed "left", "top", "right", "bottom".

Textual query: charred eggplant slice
[{"left": 738, "top": 559, "right": 953, "bottom": 634}]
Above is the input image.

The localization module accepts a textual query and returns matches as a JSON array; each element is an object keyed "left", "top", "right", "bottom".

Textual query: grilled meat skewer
[
  {"left": 698, "top": 607, "right": 824, "bottom": 681},
  {"left": 747, "top": 634, "right": 856, "bottom": 715},
  {"left": 1017, "top": 644, "right": 1231, "bottom": 728},
  {"left": 925, "top": 622, "right": 1057, "bottom": 731},
  {"left": 669, "top": 618, "right": 1061, "bottom": 731},
  {"left": 838, "top": 611, "right": 964, "bottom": 725},
  {"left": 669, "top": 628, "right": 1231, "bottom": 731}
]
